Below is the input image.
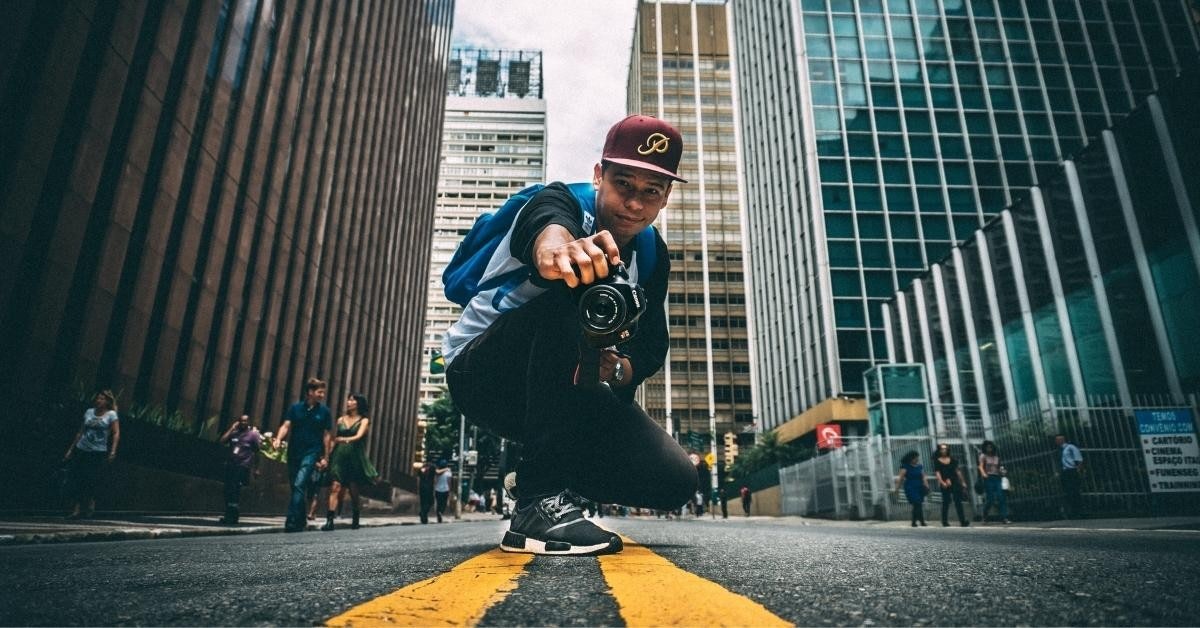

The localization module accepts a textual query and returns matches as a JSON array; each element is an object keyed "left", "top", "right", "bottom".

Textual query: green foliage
[
  {"left": 724, "top": 431, "right": 815, "bottom": 483},
  {"left": 421, "top": 389, "right": 461, "bottom": 461},
  {"left": 67, "top": 378, "right": 212, "bottom": 440},
  {"left": 419, "top": 388, "right": 505, "bottom": 489}
]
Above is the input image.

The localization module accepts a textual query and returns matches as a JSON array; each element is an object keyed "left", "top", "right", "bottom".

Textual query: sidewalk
[
  {"left": 796, "top": 515, "right": 1200, "bottom": 532},
  {"left": 0, "top": 510, "right": 505, "bottom": 546}
]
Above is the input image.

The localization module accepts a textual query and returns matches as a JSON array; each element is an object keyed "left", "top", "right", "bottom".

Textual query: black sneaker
[
  {"left": 503, "top": 471, "right": 519, "bottom": 500},
  {"left": 500, "top": 490, "right": 622, "bottom": 556}
]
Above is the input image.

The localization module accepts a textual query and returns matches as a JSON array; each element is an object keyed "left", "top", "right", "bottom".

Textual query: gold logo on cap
[{"left": 637, "top": 132, "right": 670, "bottom": 155}]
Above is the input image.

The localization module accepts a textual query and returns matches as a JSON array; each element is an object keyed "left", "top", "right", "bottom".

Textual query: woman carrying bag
[{"left": 977, "top": 440, "right": 1010, "bottom": 524}]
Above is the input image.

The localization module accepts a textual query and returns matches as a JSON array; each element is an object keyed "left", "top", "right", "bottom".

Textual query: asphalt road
[{"left": 2, "top": 516, "right": 1198, "bottom": 626}]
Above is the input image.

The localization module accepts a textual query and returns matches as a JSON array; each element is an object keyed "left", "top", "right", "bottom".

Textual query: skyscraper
[
  {"left": 629, "top": 1, "right": 758, "bottom": 467},
  {"left": 421, "top": 49, "right": 547, "bottom": 414},
  {"left": 0, "top": 0, "right": 453, "bottom": 501},
  {"left": 729, "top": 0, "right": 1200, "bottom": 431}
]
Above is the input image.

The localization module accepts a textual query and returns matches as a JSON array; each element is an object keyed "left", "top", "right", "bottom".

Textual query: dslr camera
[{"left": 575, "top": 262, "right": 647, "bottom": 348}]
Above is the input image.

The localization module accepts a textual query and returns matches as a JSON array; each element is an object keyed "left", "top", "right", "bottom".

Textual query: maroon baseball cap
[{"left": 601, "top": 114, "right": 687, "bottom": 183}]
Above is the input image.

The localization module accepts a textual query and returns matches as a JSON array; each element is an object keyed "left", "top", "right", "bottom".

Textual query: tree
[
  {"left": 420, "top": 389, "right": 460, "bottom": 462},
  {"left": 419, "top": 388, "right": 505, "bottom": 492},
  {"left": 725, "top": 431, "right": 814, "bottom": 484}
]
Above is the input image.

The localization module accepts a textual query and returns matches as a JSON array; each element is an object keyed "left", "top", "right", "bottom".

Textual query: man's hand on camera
[
  {"left": 599, "top": 350, "right": 630, "bottom": 387},
  {"left": 533, "top": 226, "right": 622, "bottom": 288}
]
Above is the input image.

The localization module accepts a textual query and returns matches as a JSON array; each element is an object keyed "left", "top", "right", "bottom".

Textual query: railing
[
  {"left": 778, "top": 393, "right": 1200, "bottom": 520},
  {"left": 992, "top": 393, "right": 1199, "bottom": 518}
]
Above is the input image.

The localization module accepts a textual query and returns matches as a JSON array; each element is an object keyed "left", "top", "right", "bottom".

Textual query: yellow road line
[
  {"left": 325, "top": 548, "right": 533, "bottom": 627},
  {"left": 599, "top": 536, "right": 792, "bottom": 627}
]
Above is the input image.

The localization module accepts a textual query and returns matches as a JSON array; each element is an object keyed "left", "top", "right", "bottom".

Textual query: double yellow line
[{"left": 327, "top": 537, "right": 790, "bottom": 627}]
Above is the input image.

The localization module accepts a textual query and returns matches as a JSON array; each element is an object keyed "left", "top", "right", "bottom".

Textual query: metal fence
[
  {"left": 778, "top": 394, "right": 1199, "bottom": 520},
  {"left": 779, "top": 434, "right": 946, "bottom": 520},
  {"left": 992, "top": 393, "right": 1200, "bottom": 519}
]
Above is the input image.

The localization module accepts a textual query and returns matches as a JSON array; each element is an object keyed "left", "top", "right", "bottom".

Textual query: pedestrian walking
[
  {"left": 933, "top": 443, "right": 969, "bottom": 527},
  {"left": 62, "top": 390, "right": 120, "bottom": 519},
  {"left": 418, "top": 461, "right": 436, "bottom": 524},
  {"left": 895, "top": 451, "right": 929, "bottom": 527},
  {"left": 440, "top": 115, "right": 695, "bottom": 555},
  {"left": 434, "top": 459, "right": 452, "bottom": 523},
  {"left": 218, "top": 414, "right": 262, "bottom": 524},
  {"left": 739, "top": 485, "right": 752, "bottom": 516},
  {"left": 322, "top": 394, "right": 379, "bottom": 531},
  {"left": 273, "top": 378, "right": 333, "bottom": 532},
  {"left": 976, "top": 440, "right": 1010, "bottom": 524},
  {"left": 1056, "top": 434, "right": 1085, "bottom": 519}
]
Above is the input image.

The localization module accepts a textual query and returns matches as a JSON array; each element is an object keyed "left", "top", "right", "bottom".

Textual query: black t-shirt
[
  {"left": 509, "top": 182, "right": 671, "bottom": 393},
  {"left": 934, "top": 457, "right": 962, "bottom": 488}
]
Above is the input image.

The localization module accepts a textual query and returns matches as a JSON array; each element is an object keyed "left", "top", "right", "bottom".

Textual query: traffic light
[
  {"left": 413, "top": 419, "right": 428, "bottom": 470},
  {"left": 723, "top": 432, "right": 738, "bottom": 466}
]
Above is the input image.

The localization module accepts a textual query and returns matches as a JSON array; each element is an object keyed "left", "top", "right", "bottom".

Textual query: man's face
[
  {"left": 237, "top": 414, "right": 250, "bottom": 428},
  {"left": 593, "top": 163, "right": 672, "bottom": 246},
  {"left": 1056, "top": 435, "right": 1065, "bottom": 447},
  {"left": 307, "top": 387, "right": 326, "bottom": 405}
]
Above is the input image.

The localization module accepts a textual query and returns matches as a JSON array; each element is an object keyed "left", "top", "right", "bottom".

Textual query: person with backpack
[{"left": 441, "top": 115, "right": 697, "bottom": 556}]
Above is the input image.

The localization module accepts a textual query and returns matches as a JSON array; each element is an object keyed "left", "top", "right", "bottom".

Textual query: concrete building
[
  {"left": 728, "top": 0, "right": 1200, "bottom": 435},
  {"left": 0, "top": 0, "right": 453, "bottom": 507},
  {"left": 420, "top": 48, "right": 547, "bottom": 424},
  {"left": 629, "top": 0, "right": 758, "bottom": 470}
]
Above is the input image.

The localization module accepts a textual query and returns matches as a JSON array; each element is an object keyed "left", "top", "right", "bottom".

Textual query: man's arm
[
  {"left": 513, "top": 183, "right": 621, "bottom": 288},
  {"left": 219, "top": 422, "right": 238, "bottom": 444},
  {"left": 616, "top": 235, "right": 670, "bottom": 389},
  {"left": 319, "top": 429, "right": 333, "bottom": 469},
  {"left": 273, "top": 420, "right": 291, "bottom": 450}
]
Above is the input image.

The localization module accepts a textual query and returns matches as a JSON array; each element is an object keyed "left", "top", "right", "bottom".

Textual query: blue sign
[
  {"left": 1135, "top": 408, "right": 1196, "bottom": 436},
  {"left": 1135, "top": 408, "right": 1200, "bottom": 493}
]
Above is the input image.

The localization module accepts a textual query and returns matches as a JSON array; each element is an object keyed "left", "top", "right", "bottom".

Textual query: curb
[{"left": 0, "top": 516, "right": 503, "bottom": 547}]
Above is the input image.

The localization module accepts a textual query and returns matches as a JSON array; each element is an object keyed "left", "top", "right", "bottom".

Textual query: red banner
[{"left": 816, "top": 423, "right": 843, "bottom": 449}]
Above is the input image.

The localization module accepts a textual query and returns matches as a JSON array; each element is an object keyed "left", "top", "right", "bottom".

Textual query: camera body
[{"left": 575, "top": 262, "right": 647, "bottom": 348}]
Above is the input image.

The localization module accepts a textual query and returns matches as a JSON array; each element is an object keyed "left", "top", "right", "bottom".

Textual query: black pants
[
  {"left": 223, "top": 465, "right": 250, "bottom": 523},
  {"left": 434, "top": 490, "right": 449, "bottom": 520},
  {"left": 446, "top": 286, "right": 696, "bottom": 509},
  {"left": 1061, "top": 469, "right": 1083, "bottom": 517},
  {"left": 419, "top": 491, "right": 434, "bottom": 523},
  {"left": 911, "top": 501, "right": 926, "bottom": 524},
  {"left": 68, "top": 450, "right": 106, "bottom": 505},
  {"left": 940, "top": 488, "right": 966, "bottom": 524}
]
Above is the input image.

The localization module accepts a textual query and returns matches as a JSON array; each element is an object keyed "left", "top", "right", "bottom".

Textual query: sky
[{"left": 450, "top": 0, "right": 640, "bottom": 183}]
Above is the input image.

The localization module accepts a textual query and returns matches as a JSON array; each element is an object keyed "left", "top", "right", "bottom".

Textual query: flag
[{"left": 430, "top": 350, "right": 445, "bottom": 375}]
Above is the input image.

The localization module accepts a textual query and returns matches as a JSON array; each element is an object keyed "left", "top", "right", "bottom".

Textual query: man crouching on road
[{"left": 442, "top": 115, "right": 697, "bottom": 555}]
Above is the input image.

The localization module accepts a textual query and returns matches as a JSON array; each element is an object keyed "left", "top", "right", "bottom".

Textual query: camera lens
[{"left": 579, "top": 285, "right": 626, "bottom": 334}]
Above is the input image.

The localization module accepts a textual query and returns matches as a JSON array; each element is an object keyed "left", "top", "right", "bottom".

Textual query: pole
[{"left": 456, "top": 411, "right": 465, "bottom": 519}]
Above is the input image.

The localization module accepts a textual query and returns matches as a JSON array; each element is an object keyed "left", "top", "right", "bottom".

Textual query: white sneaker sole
[{"left": 499, "top": 531, "right": 622, "bottom": 556}]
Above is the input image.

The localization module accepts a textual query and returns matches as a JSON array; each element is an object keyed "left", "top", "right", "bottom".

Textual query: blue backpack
[{"left": 442, "top": 182, "right": 658, "bottom": 308}]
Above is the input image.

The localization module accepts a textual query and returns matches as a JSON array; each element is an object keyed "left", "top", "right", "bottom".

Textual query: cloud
[{"left": 451, "top": 0, "right": 639, "bottom": 183}]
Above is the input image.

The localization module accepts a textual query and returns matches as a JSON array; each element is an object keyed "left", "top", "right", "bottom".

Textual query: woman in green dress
[{"left": 322, "top": 393, "right": 379, "bottom": 531}]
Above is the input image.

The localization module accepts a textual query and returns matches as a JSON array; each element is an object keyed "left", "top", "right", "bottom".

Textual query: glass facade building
[
  {"left": 629, "top": 1, "right": 758, "bottom": 462},
  {"left": 729, "top": 0, "right": 1200, "bottom": 431},
  {"left": 422, "top": 49, "right": 547, "bottom": 411},
  {"left": 885, "top": 65, "right": 1200, "bottom": 422},
  {"left": 0, "top": 0, "right": 453, "bottom": 487}
]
